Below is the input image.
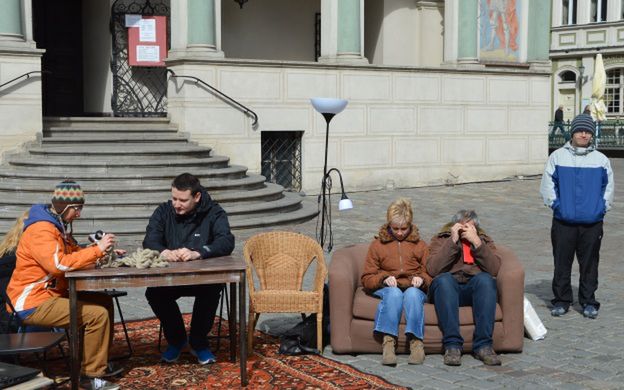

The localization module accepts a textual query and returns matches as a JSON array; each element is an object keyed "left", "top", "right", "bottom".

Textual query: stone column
[
  {"left": 457, "top": 0, "right": 478, "bottom": 64},
  {"left": 169, "top": 0, "right": 224, "bottom": 59},
  {"left": 319, "top": 0, "right": 367, "bottom": 64},
  {"left": 527, "top": 0, "right": 551, "bottom": 70},
  {"left": 443, "top": 0, "right": 458, "bottom": 63},
  {"left": 0, "top": 0, "right": 35, "bottom": 49}
]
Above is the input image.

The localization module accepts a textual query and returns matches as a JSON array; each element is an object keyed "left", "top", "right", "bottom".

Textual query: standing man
[
  {"left": 143, "top": 173, "right": 235, "bottom": 364},
  {"left": 551, "top": 105, "right": 565, "bottom": 136},
  {"left": 541, "top": 113, "right": 614, "bottom": 319},
  {"left": 6, "top": 180, "right": 123, "bottom": 390},
  {"left": 427, "top": 210, "right": 502, "bottom": 367}
]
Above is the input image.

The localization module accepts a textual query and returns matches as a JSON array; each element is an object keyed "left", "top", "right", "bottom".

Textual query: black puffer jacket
[{"left": 143, "top": 188, "right": 235, "bottom": 258}]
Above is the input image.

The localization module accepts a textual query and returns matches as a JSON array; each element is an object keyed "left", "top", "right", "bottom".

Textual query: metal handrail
[
  {"left": 0, "top": 71, "right": 45, "bottom": 90},
  {"left": 167, "top": 69, "right": 258, "bottom": 127}
]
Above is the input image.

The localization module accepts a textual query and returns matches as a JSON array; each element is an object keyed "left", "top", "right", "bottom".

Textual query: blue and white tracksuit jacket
[{"left": 540, "top": 142, "right": 614, "bottom": 224}]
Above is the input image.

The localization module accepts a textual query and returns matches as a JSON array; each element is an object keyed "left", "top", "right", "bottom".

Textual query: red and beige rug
[{"left": 34, "top": 315, "right": 408, "bottom": 389}]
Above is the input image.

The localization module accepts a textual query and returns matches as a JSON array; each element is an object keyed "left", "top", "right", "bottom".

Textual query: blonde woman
[
  {"left": 0, "top": 211, "right": 29, "bottom": 331},
  {"left": 361, "top": 198, "right": 432, "bottom": 366}
]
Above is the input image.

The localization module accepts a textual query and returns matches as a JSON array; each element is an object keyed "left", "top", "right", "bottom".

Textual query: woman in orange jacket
[
  {"left": 6, "top": 180, "right": 123, "bottom": 390},
  {"left": 361, "top": 198, "right": 431, "bottom": 366}
]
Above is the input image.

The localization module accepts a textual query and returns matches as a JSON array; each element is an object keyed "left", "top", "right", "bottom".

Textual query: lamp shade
[
  {"left": 310, "top": 98, "right": 348, "bottom": 115},
  {"left": 338, "top": 197, "right": 353, "bottom": 211}
]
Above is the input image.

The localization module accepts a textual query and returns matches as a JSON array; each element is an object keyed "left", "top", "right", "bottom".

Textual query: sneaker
[
  {"left": 583, "top": 305, "right": 599, "bottom": 319},
  {"left": 443, "top": 347, "right": 462, "bottom": 366},
  {"left": 551, "top": 305, "right": 568, "bottom": 317},
  {"left": 190, "top": 347, "right": 217, "bottom": 364},
  {"left": 473, "top": 345, "right": 502, "bottom": 366},
  {"left": 162, "top": 342, "right": 187, "bottom": 363},
  {"left": 80, "top": 377, "right": 120, "bottom": 390}
]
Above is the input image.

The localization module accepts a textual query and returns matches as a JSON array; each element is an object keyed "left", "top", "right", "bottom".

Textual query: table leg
[
  {"left": 69, "top": 280, "right": 79, "bottom": 390},
  {"left": 239, "top": 272, "right": 247, "bottom": 386},
  {"left": 229, "top": 282, "right": 236, "bottom": 362}
]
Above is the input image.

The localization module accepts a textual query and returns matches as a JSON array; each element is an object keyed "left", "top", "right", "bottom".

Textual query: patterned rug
[{"left": 31, "top": 315, "right": 408, "bottom": 389}]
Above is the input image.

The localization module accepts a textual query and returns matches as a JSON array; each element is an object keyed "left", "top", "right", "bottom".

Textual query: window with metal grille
[
  {"left": 261, "top": 131, "right": 303, "bottom": 192},
  {"left": 606, "top": 68, "right": 622, "bottom": 114}
]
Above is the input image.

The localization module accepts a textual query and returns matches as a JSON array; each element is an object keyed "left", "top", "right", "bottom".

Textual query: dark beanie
[
  {"left": 570, "top": 114, "right": 595, "bottom": 135},
  {"left": 51, "top": 180, "right": 85, "bottom": 214}
]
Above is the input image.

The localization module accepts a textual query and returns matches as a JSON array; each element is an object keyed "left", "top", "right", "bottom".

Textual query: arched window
[
  {"left": 559, "top": 71, "right": 577, "bottom": 83},
  {"left": 605, "top": 68, "right": 623, "bottom": 114}
]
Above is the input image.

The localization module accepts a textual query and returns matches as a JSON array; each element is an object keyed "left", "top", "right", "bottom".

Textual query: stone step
[
  {"left": 40, "top": 134, "right": 189, "bottom": 144},
  {"left": 0, "top": 183, "right": 286, "bottom": 208},
  {"left": 28, "top": 144, "right": 213, "bottom": 159},
  {"left": 7, "top": 155, "right": 230, "bottom": 168},
  {"left": 0, "top": 196, "right": 317, "bottom": 236},
  {"left": 0, "top": 174, "right": 267, "bottom": 193},
  {"left": 44, "top": 127, "right": 179, "bottom": 135},
  {"left": 0, "top": 165, "right": 248, "bottom": 180},
  {"left": 0, "top": 193, "right": 304, "bottom": 221},
  {"left": 44, "top": 117, "right": 172, "bottom": 129}
]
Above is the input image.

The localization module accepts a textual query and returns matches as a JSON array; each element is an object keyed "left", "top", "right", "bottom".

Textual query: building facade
[
  {"left": 0, "top": 0, "right": 551, "bottom": 194},
  {"left": 551, "top": 0, "right": 624, "bottom": 121}
]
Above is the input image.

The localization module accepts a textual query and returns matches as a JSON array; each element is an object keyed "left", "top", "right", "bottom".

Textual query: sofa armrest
[
  {"left": 495, "top": 245, "right": 525, "bottom": 352},
  {"left": 329, "top": 244, "right": 362, "bottom": 353}
]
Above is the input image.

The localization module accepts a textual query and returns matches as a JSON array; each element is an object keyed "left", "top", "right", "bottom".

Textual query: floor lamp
[{"left": 311, "top": 97, "right": 353, "bottom": 252}]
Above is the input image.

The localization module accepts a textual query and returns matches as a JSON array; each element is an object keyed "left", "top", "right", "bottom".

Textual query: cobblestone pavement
[{"left": 115, "top": 159, "right": 624, "bottom": 389}]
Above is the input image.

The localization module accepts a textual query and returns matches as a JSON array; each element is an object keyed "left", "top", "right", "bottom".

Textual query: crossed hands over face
[
  {"left": 160, "top": 248, "right": 202, "bottom": 262},
  {"left": 383, "top": 276, "right": 424, "bottom": 288},
  {"left": 450, "top": 222, "right": 481, "bottom": 248}
]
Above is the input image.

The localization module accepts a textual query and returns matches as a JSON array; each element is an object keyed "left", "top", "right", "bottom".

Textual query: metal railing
[
  {"left": 167, "top": 69, "right": 258, "bottom": 127},
  {"left": 0, "top": 71, "right": 44, "bottom": 92},
  {"left": 548, "top": 120, "right": 624, "bottom": 149}
]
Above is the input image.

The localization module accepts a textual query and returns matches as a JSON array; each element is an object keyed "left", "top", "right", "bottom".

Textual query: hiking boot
[
  {"left": 190, "top": 347, "right": 217, "bottom": 364},
  {"left": 381, "top": 335, "right": 397, "bottom": 366},
  {"left": 408, "top": 339, "right": 425, "bottom": 365},
  {"left": 80, "top": 377, "right": 120, "bottom": 390},
  {"left": 583, "top": 305, "right": 599, "bottom": 319},
  {"left": 161, "top": 341, "right": 187, "bottom": 363},
  {"left": 473, "top": 345, "right": 502, "bottom": 366},
  {"left": 443, "top": 347, "right": 462, "bottom": 366},
  {"left": 551, "top": 305, "right": 568, "bottom": 317}
]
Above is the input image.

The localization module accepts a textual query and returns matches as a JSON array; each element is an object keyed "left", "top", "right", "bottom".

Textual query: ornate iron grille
[
  {"left": 261, "top": 131, "right": 303, "bottom": 192},
  {"left": 110, "top": 0, "right": 170, "bottom": 117}
]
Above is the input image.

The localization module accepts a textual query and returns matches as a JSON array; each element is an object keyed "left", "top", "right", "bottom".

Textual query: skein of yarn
[{"left": 98, "top": 248, "right": 169, "bottom": 269}]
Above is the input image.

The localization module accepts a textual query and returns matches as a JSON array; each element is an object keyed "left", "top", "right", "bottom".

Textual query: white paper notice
[
  {"left": 136, "top": 45, "right": 160, "bottom": 62},
  {"left": 125, "top": 14, "right": 141, "bottom": 27},
  {"left": 139, "top": 19, "right": 156, "bottom": 42}
]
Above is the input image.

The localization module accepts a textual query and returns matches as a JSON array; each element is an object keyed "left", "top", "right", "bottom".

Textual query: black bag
[{"left": 278, "top": 284, "right": 330, "bottom": 355}]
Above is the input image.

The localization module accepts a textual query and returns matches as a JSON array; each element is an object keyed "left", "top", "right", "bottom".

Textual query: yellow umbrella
[{"left": 590, "top": 53, "right": 607, "bottom": 122}]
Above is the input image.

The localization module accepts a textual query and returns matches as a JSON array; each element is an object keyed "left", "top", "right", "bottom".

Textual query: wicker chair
[{"left": 243, "top": 231, "right": 327, "bottom": 354}]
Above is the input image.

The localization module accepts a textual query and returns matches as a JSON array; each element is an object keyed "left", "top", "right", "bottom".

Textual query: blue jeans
[
  {"left": 373, "top": 286, "right": 426, "bottom": 340},
  {"left": 429, "top": 272, "right": 497, "bottom": 352}
]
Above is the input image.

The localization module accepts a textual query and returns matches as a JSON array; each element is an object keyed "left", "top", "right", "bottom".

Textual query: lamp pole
[
  {"left": 578, "top": 64, "right": 585, "bottom": 114},
  {"left": 319, "top": 113, "right": 335, "bottom": 248}
]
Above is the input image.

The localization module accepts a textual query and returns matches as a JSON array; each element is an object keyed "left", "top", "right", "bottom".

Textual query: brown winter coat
[
  {"left": 426, "top": 222, "right": 501, "bottom": 284},
  {"left": 361, "top": 224, "right": 432, "bottom": 292}
]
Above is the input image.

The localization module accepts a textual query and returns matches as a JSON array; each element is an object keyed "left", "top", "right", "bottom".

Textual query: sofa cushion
[{"left": 352, "top": 287, "right": 503, "bottom": 325}]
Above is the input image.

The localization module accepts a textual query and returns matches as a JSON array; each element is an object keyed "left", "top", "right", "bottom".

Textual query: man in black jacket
[{"left": 143, "top": 173, "right": 235, "bottom": 365}]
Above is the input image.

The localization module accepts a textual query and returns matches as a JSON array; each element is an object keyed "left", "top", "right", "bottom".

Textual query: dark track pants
[
  {"left": 551, "top": 218, "right": 602, "bottom": 310},
  {"left": 146, "top": 284, "right": 223, "bottom": 350}
]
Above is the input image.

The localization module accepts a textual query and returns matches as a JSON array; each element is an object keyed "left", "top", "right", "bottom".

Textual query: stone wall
[{"left": 168, "top": 59, "right": 550, "bottom": 193}]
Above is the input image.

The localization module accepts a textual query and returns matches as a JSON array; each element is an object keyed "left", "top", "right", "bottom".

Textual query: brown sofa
[{"left": 329, "top": 243, "right": 524, "bottom": 354}]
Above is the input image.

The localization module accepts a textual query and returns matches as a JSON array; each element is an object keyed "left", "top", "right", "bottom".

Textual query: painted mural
[{"left": 479, "top": 0, "right": 521, "bottom": 62}]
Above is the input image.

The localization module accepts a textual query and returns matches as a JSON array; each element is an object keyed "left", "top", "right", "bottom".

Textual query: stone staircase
[{"left": 0, "top": 117, "right": 317, "bottom": 244}]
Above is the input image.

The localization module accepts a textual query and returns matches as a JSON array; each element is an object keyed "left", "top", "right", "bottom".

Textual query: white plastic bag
[{"left": 523, "top": 296, "right": 547, "bottom": 341}]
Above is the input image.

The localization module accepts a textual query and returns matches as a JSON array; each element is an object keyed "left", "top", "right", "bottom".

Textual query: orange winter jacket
[
  {"left": 7, "top": 204, "right": 103, "bottom": 312},
  {"left": 361, "top": 223, "right": 432, "bottom": 292}
]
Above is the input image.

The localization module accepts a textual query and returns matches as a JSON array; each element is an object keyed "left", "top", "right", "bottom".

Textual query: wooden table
[{"left": 66, "top": 256, "right": 247, "bottom": 389}]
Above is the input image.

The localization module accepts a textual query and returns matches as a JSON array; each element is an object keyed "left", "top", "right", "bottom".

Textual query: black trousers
[
  {"left": 551, "top": 218, "right": 602, "bottom": 310},
  {"left": 145, "top": 284, "right": 223, "bottom": 350}
]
